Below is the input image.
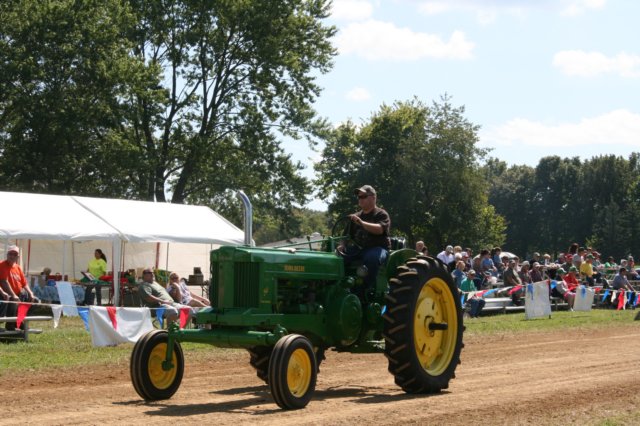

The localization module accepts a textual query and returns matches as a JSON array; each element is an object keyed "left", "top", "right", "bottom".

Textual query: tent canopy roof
[{"left": 0, "top": 191, "right": 244, "bottom": 245}]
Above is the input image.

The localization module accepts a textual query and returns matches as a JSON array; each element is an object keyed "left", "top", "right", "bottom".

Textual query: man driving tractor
[{"left": 338, "top": 185, "right": 391, "bottom": 298}]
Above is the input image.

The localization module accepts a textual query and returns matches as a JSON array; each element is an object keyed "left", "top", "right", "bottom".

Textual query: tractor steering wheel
[{"left": 331, "top": 216, "right": 361, "bottom": 256}]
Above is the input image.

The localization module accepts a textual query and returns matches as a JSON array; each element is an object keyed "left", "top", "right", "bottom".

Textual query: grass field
[{"left": 1, "top": 307, "right": 638, "bottom": 376}]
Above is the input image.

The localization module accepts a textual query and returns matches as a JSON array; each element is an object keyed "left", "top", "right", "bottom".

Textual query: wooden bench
[{"left": 0, "top": 316, "right": 53, "bottom": 342}]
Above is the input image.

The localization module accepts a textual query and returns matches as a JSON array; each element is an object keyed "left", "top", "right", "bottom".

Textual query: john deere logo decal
[{"left": 284, "top": 264, "right": 305, "bottom": 272}]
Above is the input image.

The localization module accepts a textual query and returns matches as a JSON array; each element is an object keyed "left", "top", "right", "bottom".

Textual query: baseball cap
[
  {"left": 354, "top": 185, "right": 376, "bottom": 196},
  {"left": 7, "top": 245, "right": 19, "bottom": 255},
  {"left": 142, "top": 267, "right": 154, "bottom": 274},
  {"left": 556, "top": 268, "right": 566, "bottom": 275}
]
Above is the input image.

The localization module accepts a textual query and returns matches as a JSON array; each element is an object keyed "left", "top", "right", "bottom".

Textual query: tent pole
[
  {"left": 165, "top": 243, "right": 170, "bottom": 274},
  {"left": 62, "top": 240, "right": 67, "bottom": 280},
  {"left": 155, "top": 242, "right": 160, "bottom": 269},
  {"left": 112, "top": 240, "right": 122, "bottom": 306},
  {"left": 27, "top": 239, "right": 31, "bottom": 275},
  {"left": 71, "top": 242, "right": 76, "bottom": 280}
]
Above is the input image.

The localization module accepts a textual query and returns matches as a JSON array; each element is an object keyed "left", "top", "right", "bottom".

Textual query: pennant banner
[
  {"left": 51, "top": 305, "right": 63, "bottom": 328},
  {"left": 106, "top": 306, "right": 117, "bottom": 330},
  {"left": 89, "top": 306, "right": 154, "bottom": 347},
  {"left": 179, "top": 307, "right": 191, "bottom": 329},
  {"left": 156, "top": 307, "right": 166, "bottom": 329},
  {"left": 77, "top": 307, "right": 90, "bottom": 330},
  {"left": 16, "top": 303, "right": 29, "bottom": 329}
]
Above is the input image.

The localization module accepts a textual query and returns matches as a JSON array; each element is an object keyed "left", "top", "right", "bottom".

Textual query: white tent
[{"left": 0, "top": 191, "right": 245, "bottom": 304}]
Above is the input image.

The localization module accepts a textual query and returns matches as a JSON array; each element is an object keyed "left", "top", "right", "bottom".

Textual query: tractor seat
[{"left": 389, "top": 237, "right": 406, "bottom": 251}]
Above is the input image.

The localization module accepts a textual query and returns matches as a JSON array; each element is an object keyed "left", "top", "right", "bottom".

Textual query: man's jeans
[{"left": 342, "top": 246, "right": 389, "bottom": 298}]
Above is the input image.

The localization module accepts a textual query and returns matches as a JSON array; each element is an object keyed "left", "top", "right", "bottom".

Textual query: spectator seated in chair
[
  {"left": 459, "top": 270, "right": 485, "bottom": 318},
  {"left": 550, "top": 268, "right": 576, "bottom": 310},
  {"left": 137, "top": 268, "right": 191, "bottom": 324},
  {"left": 166, "top": 273, "right": 210, "bottom": 308}
]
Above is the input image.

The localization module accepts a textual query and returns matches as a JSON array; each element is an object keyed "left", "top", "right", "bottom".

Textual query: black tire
[
  {"left": 249, "top": 345, "right": 325, "bottom": 385},
  {"left": 130, "top": 330, "right": 155, "bottom": 398},
  {"left": 248, "top": 346, "right": 272, "bottom": 383},
  {"left": 130, "top": 330, "right": 184, "bottom": 400},
  {"left": 268, "top": 334, "right": 317, "bottom": 410},
  {"left": 383, "top": 256, "right": 463, "bottom": 393}
]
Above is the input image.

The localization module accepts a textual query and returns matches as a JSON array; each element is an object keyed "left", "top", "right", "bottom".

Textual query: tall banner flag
[
  {"left": 525, "top": 280, "right": 551, "bottom": 319},
  {"left": 56, "top": 282, "right": 79, "bottom": 317},
  {"left": 574, "top": 285, "right": 595, "bottom": 311}
]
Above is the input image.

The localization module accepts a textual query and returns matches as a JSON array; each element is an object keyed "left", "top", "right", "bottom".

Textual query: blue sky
[{"left": 292, "top": 0, "right": 640, "bottom": 210}]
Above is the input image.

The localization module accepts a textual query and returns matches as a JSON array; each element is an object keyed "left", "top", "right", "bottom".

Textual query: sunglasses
[{"left": 357, "top": 194, "right": 370, "bottom": 199}]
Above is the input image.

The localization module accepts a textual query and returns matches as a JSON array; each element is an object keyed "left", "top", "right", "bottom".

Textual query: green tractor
[{"left": 130, "top": 192, "right": 464, "bottom": 409}]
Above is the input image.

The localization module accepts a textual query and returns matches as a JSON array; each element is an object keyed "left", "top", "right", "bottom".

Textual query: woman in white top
[{"left": 166, "top": 272, "right": 210, "bottom": 307}]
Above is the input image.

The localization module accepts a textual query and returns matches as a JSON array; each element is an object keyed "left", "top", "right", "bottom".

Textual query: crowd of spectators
[{"left": 421, "top": 241, "right": 640, "bottom": 315}]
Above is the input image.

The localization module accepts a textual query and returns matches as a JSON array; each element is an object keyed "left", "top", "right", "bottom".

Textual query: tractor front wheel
[
  {"left": 130, "top": 330, "right": 184, "bottom": 400},
  {"left": 268, "top": 334, "right": 317, "bottom": 409},
  {"left": 383, "top": 256, "right": 463, "bottom": 393}
]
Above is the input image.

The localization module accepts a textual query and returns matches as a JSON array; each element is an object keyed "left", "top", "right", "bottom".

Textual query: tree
[
  {"left": 1, "top": 1, "right": 337, "bottom": 237},
  {"left": 315, "top": 96, "right": 505, "bottom": 251},
  {"left": 0, "top": 0, "right": 142, "bottom": 196},
  {"left": 124, "top": 0, "right": 336, "bottom": 214}
]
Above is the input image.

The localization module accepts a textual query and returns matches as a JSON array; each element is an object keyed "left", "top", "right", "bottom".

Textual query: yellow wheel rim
[
  {"left": 148, "top": 343, "right": 178, "bottom": 390},
  {"left": 413, "top": 277, "right": 458, "bottom": 375},
  {"left": 287, "top": 348, "right": 312, "bottom": 397}
]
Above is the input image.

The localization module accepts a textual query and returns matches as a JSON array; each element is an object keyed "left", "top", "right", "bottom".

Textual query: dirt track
[{"left": 4, "top": 325, "right": 640, "bottom": 425}]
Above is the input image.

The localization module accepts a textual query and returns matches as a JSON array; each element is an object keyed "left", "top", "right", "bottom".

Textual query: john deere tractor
[{"left": 130, "top": 192, "right": 464, "bottom": 409}]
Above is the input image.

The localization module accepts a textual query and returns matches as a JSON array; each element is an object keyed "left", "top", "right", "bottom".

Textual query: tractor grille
[
  {"left": 209, "top": 261, "right": 219, "bottom": 308},
  {"left": 233, "top": 262, "right": 260, "bottom": 308}
]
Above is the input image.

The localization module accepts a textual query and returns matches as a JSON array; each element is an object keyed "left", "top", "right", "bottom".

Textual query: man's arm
[
  {"left": 349, "top": 214, "right": 383, "bottom": 235},
  {"left": 0, "top": 279, "right": 18, "bottom": 300}
]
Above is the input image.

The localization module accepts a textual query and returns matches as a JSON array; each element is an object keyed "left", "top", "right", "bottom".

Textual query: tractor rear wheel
[
  {"left": 248, "top": 346, "right": 272, "bottom": 383},
  {"left": 268, "top": 334, "right": 317, "bottom": 409},
  {"left": 130, "top": 330, "right": 184, "bottom": 400},
  {"left": 383, "top": 256, "right": 463, "bottom": 393}
]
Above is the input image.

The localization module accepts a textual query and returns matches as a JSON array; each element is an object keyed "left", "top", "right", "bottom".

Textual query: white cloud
[
  {"left": 481, "top": 109, "right": 640, "bottom": 149},
  {"left": 553, "top": 50, "right": 640, "bottom": 78},
  {"left": 335, "top": 20, "right": 474, "bottom": 61},
  {"left": 416, "top": 0, "right": 606, "bottom": 22},
  {"left": 331, "top": 0, "right": 374, "bottom": 21},
  {"left": 345, "top": 87, "right": 372, "bottom": 101},
  {"left": 417, "top": 1, "right": 526, "bottom": 24},
  {"left": 561, "top": 0, "right": 607, "bottom": 16}
]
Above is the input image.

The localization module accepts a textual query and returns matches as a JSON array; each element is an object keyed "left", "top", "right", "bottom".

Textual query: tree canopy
[
  {"left": 1, "top": 0, "right": 336, "bottom": 233},
  {"left": 486, "top": 154, "right": 640, "bottom": 260},
  {"left": 315, "top": 96, "right": 506, "bottom": 252}
]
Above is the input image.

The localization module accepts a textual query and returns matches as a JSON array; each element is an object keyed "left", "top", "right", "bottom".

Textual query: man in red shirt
[{"left": 0, "top": 245, "right": 39, "bottom": 330}]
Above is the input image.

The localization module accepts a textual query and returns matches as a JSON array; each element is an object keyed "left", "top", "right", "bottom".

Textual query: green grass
[
  {"left": 0, "top": 317, "right": 240, "bottom": 375},
  {"left": 464, "top": 308, "right": 640, "bottom": 336},
  {"left": 1, "top": 308, "right": 639, "bottom": 375}
]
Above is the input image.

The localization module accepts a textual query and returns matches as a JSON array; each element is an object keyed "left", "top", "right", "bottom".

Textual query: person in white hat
[{"left": 0, "top": 245, "right": 40, "bottom": 330}]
